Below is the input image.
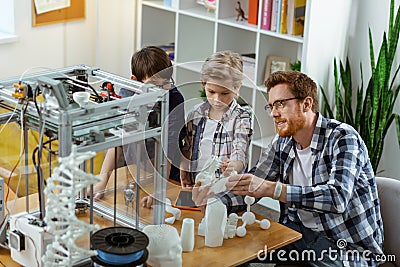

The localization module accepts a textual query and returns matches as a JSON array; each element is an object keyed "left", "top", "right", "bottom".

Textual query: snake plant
[{"left": 321, "top": 0, "right": 400, "bottom": 172}]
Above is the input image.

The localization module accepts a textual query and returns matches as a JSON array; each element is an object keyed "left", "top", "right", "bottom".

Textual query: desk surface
[{"left": 0, "top": 167, "right": 302, "bottom": 267}]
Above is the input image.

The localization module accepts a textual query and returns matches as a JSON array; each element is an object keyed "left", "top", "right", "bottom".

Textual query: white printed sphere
[
  {"left": 242, "top": 211, "right": 256, "bottom": 225},
  {"left": 236, "top": 226, "right": 247, "bottom": 237},
  {"left": 259, "top": 219, "right": 270, "bottom": 229},
  {"left": 228, "top": 213, "right": 239, "bottom": 220},
  {"left": 244, "top": 196, "right": 255, "bottom": 205}
]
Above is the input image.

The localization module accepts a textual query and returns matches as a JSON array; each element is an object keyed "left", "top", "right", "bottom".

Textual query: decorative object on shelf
[
  {"left": 196, "top": 0, "right": 217, "bottom": 13},
  {"left": 43, "top": 145, "right": 101, "bottom": 266},
  {"left": 235, "top": 1, "right": 247, "bottom": 21},
  {"left": 320, "top": 0, "right": 400, "bottom": 172},
  {"left": 264, "top": 56, "right": 290, "bottom": 81},
  {"left": 290, "top": 60, "right": 301, "bottom": 71}
]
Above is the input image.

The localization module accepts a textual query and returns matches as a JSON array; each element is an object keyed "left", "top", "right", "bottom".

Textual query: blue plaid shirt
[{"left": 218, "top": 113, "right": 384, "bottom": 265}]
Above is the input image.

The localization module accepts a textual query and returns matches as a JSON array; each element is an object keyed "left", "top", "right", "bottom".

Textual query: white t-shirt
[
  {"left": 290, "top": 145, "right": 317, "bottom": 229},
  {"left": 197, "top": 119, "right": 219, "bottom": 172}
]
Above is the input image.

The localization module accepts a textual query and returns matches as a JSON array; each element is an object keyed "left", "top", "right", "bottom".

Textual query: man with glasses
[{"left": 195, "top": 71, "right": 384, "bottom": 266}]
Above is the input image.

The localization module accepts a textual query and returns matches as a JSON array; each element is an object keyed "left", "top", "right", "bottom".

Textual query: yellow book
[
  {"left": 287, "top": 0, "right": 306, "bottom": 36},
  {"left": 280, "top": 0, "right": 288, "bottom": 34}
]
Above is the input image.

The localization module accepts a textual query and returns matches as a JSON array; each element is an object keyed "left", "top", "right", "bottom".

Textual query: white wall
[
  {"left": 347, "top": 0, "right": 400, "bottom": 178},
  {"left": 0, "top": 0, "right": 135, "bottom": 79}
]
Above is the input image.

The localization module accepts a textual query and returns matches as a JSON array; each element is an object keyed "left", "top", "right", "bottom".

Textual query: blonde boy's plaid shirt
[{"left": 183, "top": 99, "right": 252, "bottom": 181}]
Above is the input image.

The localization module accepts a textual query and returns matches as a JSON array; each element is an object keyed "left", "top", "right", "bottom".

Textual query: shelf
[
  {"left": 175, "top": 61, "right": 203, "bottom": 73},
  {"left": 257, "top": 85, "right": 268, "bottom": 93},
  {"left": 260, "top": 29, "right": 304, "bottom": 44},
  {"left": 252, "top": 135, "right": 275, "bottom": 149},
  {"left": 142, "top": 0, "right": 175, "bottom": 12},
  {"left": 179, "top": 6, "right": 216, "bottom": 21},
  {"left": 218, "top": 17, "right": 259, "bottom": 32}
]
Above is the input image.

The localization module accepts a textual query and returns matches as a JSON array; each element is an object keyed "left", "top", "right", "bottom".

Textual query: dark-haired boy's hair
[{"left": 131, "top": 46, "right": 173, "bottom": 82}]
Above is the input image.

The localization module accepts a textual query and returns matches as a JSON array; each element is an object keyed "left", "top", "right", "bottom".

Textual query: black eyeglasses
[{"left": 264, "top": 97, "right": 302, "bottom": 111}]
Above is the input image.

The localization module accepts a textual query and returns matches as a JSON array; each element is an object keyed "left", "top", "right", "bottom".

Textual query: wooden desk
[{"left": 0, "top": 167, "right": 302, "bottom": 267}]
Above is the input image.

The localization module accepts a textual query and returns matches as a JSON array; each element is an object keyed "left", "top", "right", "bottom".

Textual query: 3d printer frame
[{"left": 0, "top": 65, "right": 169, "bottom": 228}]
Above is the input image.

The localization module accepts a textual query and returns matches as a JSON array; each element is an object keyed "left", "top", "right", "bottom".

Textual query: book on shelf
[
  {"left": 242, "top": 53, "right": 256, "bottom": 63},
  {"left": 261, "top": 0, "right": 273, "bottom": 30},
  {"left": 157, "top": 42, "right": 175, "bottom": 61},
  {"left": 270, "top": 0, "right": 279, "bottom": 31},
  {"left": 275, "top": 0, "right": 282, "bottom": 33},
  {"left": 241, "top": 53, "right": 256, "bottom": 82},
  {"left": 163, "top": 0, "right": 178, "bottom": 8},
  {"left": 248, "top": 0, "right": 259, "bottom": 25},
  {"left": 287, "top": 0, "right": 306, "bottom": 35},
  {"left": 280, "top": 0, "right": 288, "bottom": 34}
]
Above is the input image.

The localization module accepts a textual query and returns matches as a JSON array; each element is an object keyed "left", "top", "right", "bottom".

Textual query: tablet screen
[{"left": 173, "top": 190, "right": 200, "bottom": 211}]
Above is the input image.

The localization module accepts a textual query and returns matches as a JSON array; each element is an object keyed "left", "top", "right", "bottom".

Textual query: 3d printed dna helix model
[{"left": 42, "top": 145, "right": 101, "bottom": 266}]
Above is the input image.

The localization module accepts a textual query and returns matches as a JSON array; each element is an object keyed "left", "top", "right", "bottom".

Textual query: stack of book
[
  {"left": 157, "top": 42, "right": 175, "bottom": 61},
  {"left": 261, "top": 0, "right": 306, "bottom": 36},
  {"left": 241, "top": 53, "right": 256, "bottom": 82},
  {"left": 163, "top": 0, "right": 178, "bottom": 8}
]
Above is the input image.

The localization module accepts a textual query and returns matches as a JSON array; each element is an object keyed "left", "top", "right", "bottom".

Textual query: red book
[
  {"left": 248, "top": 0, "right": 259, "bottom": 25},
  {"left": 261, "top": 0, "right": 273, "bottom": 30}
]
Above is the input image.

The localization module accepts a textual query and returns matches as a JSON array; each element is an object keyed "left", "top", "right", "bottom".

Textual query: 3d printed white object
[
  {"left": 204, "top": 198, "right": 227, "bottom": 247},
  {"left": 165, "top": 198, "right": 181, "bottom": 224},
  {"left": 180, "top": 218, "right": 195, "bottom": 252},
  {"left": 195, "top": 155, "right": 221, "bottom": 188},
  {"left": 143, "top": 224, "right": 182, "bottom": 267},
  {"left": 224, "top": 213, "right": 239, "bottom": 239},
  {"left": 235, "top": 196, "right": 270, "bottom": 237},
  {"left": 199, "top": 196, "right": 270, "bottom": 241},
  {"left": 42, "top": 145, "right": 101, "bottom": 266}
]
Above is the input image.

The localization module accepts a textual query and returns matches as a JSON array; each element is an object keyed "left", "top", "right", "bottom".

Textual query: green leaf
[
  {"left": 396, "top": 114, "right": 400, "bottom": 149},
  {"left": 320, "top": 85, "right": 334, "bottom": 119},
  {"left": 341, "top": 58, "right": 354, "bottom": 125}
]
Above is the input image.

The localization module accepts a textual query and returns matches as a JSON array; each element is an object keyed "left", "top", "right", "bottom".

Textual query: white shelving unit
[{"left": 137, "top": 0, "right": 351, "bottom": 168}]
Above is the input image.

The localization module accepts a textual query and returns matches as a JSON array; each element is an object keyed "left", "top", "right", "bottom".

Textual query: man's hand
[
  {"left": 180, "top": 170, "right": 194, "bottom": 189},
  {"left": 226, "top": 173, "right": 273, "bottom": 198},
  {"left": 192, "top": 182, "right": 215, "bottom": 213}
]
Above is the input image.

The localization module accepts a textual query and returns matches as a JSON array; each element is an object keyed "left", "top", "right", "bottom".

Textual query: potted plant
[{"left": 321, "top": 0, "right": 400, "bottom": 172}]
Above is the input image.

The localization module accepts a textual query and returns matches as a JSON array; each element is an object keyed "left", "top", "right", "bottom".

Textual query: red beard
[{"left": 275, "top": 112, "right": 306, "bottom": 137}]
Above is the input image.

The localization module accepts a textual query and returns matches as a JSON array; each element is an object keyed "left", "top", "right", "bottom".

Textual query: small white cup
[
  {"left": 180, "top": 218, "right": 195, "bottom": 252},
  {"left": 73, "top": 91, "right": 90, "bottom": 107}
]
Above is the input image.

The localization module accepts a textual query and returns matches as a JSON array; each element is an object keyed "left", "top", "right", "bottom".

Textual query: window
[{"left": 0, "top": 0, "right": 18, "bottom": 44}]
